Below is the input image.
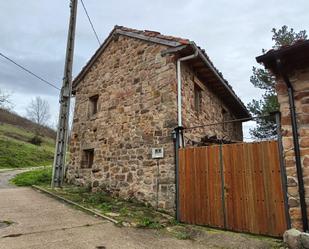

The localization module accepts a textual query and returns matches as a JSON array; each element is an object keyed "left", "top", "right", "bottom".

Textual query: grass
[
  {"left": 166, "top": 225, "right": 196, "bottom": 240},
  {"left": 43, "top": 185, "right": 173, "bottom": 229},
  {"left": 10, "top": 167, "right": 52, "bottom": 186},
  {"left": 0, "top": 123, "right": 55, "bottom": 169}
]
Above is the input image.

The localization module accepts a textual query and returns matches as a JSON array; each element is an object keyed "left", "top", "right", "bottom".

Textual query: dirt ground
[{"left": 0, "top": 170, "right": 283, "bottom": 249}]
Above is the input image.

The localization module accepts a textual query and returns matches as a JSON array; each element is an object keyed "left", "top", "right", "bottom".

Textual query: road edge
[{"left": 31, "top": 185, "right": 119, "bottom": 224}]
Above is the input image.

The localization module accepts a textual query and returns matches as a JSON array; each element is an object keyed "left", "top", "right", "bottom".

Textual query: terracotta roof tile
[{"left": 116, "top": 25, "right": 190, "bottom": 45}]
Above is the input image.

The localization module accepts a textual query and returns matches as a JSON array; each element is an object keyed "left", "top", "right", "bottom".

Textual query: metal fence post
[{"left": 173, "top": 126, "right": 183, "bottom": 222}]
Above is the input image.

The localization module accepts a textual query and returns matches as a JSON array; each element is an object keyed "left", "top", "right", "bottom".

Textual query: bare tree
[
  {"left": 26, "top": 97, "right": 51, "bottom": 126},
  {"left": 0, "top": 88, "right": 11, "bottom": 109}
]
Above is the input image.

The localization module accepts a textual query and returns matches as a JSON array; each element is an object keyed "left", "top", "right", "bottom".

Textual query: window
[
  {"left": 89, "top": 95, "right": 99, "bottom": 116},
  {"left": 194, "top": 83, "right": 202, "bottom": 113},
  {"left": 81, "top": 149, "right": 94, "bottom": 168},
  {"left": 222, "top": 107, "right": 229, "bottom": 131}
]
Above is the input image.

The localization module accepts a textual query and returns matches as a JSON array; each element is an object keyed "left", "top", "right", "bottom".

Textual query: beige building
[{"left": 67, "top": 26, "right": 249, "bottom": 211}]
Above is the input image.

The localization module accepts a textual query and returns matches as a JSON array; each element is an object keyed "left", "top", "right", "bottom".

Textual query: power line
[
  {"left": 80, "top": 0, "right": 101, "bottom": 46},
  {"left": 0, "top": 52, "right": 60, "bottom": 91},
  {"left": 184, "top": 114, "right": 272, "bottom": 131}
]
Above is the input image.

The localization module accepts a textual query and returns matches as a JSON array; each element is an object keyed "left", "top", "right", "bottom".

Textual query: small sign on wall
[{"left": 152, "top": 148, "right": 164, "bottom": 159}]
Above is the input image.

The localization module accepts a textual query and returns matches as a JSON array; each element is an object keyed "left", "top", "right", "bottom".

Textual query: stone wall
[
  {"left": 276, "top": 67, "right": 309, "bottom": 230},
  {"left": 68, "top": 34, "right": 243, "bottom": 212},
  {"left": 179, "top": 64, "right": 243, "bottom": 144},
  {"left": 68, "top": 35, "right": 178, "bottom": 210}
]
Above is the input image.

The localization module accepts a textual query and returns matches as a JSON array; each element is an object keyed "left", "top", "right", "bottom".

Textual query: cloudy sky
[{"left": 0, "top": 0, "right": 308, "bottom": 135}]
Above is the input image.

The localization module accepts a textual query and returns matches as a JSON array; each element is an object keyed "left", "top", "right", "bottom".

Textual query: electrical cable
[
  {"left": 80, "top": 0, "right": 101, "bottom": 45},
  {"left": 0, "top": 52, "right": 60, "bottom": 91}
]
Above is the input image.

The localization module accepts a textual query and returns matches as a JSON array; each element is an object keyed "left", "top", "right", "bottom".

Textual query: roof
[
  {"left": 256, "top": 40, "right": 309, "bottom": 74},
  {"left": 73, "top": 25, "right": 250, "bottom": 119}
]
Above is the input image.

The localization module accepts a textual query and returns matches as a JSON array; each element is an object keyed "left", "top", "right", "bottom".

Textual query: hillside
[
  {"left": 0, "top": 108, "right": 56, "bottom": 139},
  {"left": 0, "top": 109, "right": 56, "bottom": 169}
]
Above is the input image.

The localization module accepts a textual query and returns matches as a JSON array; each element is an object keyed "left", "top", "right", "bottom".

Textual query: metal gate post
[
  {"left": 274, "top": 111, "right": 291, "bottom": 228},
  {"left": 173, "top": 126, "right": 182, "bottom": 222}
]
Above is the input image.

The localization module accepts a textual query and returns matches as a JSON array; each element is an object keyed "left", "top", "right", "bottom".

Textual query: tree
[
  {"left": 26, "top": 97, "right": 51, "bottom": 127},
  {"left": 0, "top": 88, "right": 11, "bottom": 109},
  {"left": 248, "top": 25, "right": 307, "bottom": 139}
]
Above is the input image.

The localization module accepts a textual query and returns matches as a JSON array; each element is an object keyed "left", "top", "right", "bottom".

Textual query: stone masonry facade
[
  {"left": 276, "top": 67, "right": 309, "bottom": 230},
  {"left": 179, "top": 64, "right": 243, "bottom": 144},
  {"left": 67, "top": 33, "right": 243, "bottom": 212}
]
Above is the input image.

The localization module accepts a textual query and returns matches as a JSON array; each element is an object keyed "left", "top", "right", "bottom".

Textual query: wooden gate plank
[
  {"left": 223, "top": 144, "right": 234, "bottom": 230},
  {"left": 179, "top": 149, "right": 186, "bottom": 222},
  {"left": 247, "top": 143, "right": 260, "bottom": 234},
  {"left": 187, "top": 147, "right": 194, "bottom": 224},
  {"left": 195, "top": 147, "right": 201, "bottom": 225},
  {"left": 205, "top": 146, "right": 211, "bottom": 225},
  {"left": 200, "top": 146, "right": 207, "bottom": 224}
]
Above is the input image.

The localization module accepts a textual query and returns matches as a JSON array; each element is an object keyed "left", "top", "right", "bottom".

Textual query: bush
[
  {"left": 11, "top": 167, "right": 52, "bottom": 186},
  {"left": 28, "top": 135, "right": 43, "bottom": 146}
]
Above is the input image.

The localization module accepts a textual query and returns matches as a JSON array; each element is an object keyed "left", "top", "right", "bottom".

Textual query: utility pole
[{"left": 52, "top": 0, "right": 78, "bottom": 188}]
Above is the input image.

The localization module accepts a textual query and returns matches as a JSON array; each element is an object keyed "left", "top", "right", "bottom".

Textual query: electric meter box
[{"left": 151, "top": 148, "right": 164, "bottom": 159}]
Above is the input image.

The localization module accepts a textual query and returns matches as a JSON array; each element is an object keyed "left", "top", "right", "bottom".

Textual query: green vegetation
[
  {"left": 10, "top": 167, "right": 52, "bottom": 186},
  {"left": 0, "top": 220, "right": 14, "bottom": 225},
  {"left": 248, "top": 25, "right": 307, "bottom": 139},
  {"left": 166, "top": 225, "right": 195, "bottom": 240},
  {"left": 0, "top": 123, "right": 55, "bottom": 168},
  {"left": 44, "top": 185, "right": 173, "bottom": 229}
]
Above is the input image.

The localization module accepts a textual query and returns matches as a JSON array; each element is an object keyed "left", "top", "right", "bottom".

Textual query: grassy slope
[
  {"left": 0, "top": 123, "right": 55, "bottom": 168},
  {"left": 11, "top": 167, "right": 52, "bottom": 186}
]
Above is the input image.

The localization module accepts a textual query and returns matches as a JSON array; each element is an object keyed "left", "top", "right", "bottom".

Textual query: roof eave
[
  {"left": 191, "top": 42, "right": 250, "bottom": 118},
  {"left": 256, "top": 40, "right": 309, "bottom": 73},
  {"left": 163, "top": 43, "right": 250, "bottom": 118}
]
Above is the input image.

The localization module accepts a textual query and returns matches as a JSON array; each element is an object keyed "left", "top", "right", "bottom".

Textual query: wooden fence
[{"left": 178, "top": 141, "right": 287, "bottom": 237}]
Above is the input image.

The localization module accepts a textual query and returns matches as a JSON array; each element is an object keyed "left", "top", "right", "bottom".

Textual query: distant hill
[
  {"left": 0, "top": 108, "right": 56, "bottom": 139},
  {"left": 0, "top": 108, "right": 56, "bottom": 169}
]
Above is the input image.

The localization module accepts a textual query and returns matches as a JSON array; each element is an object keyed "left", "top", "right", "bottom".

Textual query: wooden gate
[{"left": 178, "top": 141, "right": 288, "bottom": 237}]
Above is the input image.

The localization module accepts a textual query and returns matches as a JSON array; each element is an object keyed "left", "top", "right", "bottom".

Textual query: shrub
[{"left": 28, "top": 135, "right": 43, "bottom": 146}]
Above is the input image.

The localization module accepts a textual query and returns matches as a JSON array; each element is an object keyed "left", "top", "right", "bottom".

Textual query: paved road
[
  {"left": 0, "top": 169, "right": 26, "bottom": 189},
  {"left": 0, "top": 170, "right": 279, "bottom": 249},
  {"left": 0, "top": 171, "right": 203, "bottom": 249}
]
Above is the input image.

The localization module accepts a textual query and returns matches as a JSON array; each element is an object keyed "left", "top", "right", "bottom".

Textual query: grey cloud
[{"left": 0, "top": 0, "right": 308, "bottom": 131}]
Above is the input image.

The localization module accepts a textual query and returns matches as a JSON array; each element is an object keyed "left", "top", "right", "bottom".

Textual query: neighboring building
[
  {"left": 67, "top": 26, "right": 249, "bottom": 211},
  {"left": 257, "top": 40, "right": 309, "bottom": 231}
]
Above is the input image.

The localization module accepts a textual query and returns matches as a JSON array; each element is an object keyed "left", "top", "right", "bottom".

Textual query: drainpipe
[
  {"left": 176, "top": 47, "right": 199, "bottom": 129},
  {"left": 174, "top": 47, "right": 198, "bottom": 221},
  {"left": 276, "top": 58, "right": 308, "bottom": 232}
]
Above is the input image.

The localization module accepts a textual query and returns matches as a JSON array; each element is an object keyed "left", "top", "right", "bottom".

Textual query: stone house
[
  {"left": 67, "top": 26, "right": 249, "bottom": 211},
  {"left": 256, "top": 40, "right": 309, "bottom": 231}
]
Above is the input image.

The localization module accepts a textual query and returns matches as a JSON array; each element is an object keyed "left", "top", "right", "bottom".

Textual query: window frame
[
  {"left": 222, "top": 107, "right": 229, "bottom": 131},
  {"left": 194, "top": 83, "right": 202, "bottom": 114},
  {"left": 81, "top": 149, "right": 94, "bottom": 168},
  {"left": 88, "top": 94, "right": 99, "bottom": 117}
]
